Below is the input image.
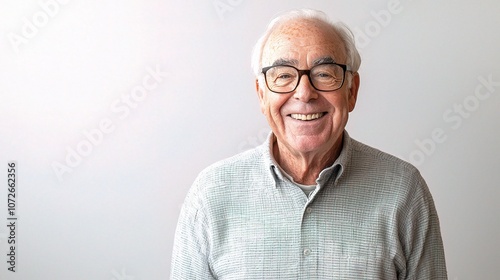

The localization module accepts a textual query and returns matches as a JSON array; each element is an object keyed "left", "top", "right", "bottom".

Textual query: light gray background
[{"left": 1, "top": 0, "right": 499, "bottom": 279}]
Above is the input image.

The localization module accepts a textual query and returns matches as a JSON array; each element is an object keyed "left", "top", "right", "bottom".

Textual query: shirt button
[
  {"left": 306, "top": 207, "right": 312, "bottom": 214},
  {"left": 303, "top": 248, "right": 311, "bottom": 256}
]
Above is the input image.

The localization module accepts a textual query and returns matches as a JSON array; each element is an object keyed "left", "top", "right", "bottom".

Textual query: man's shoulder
[
  {"left": 349, "top": 137, "right": 420, "bottom": 177},
  {"left": 193, "top": 145, "right": 269, "bottom": 189},
  {"left": 345, "top": 137, "right": 429, "bottom": 203},
  {"left": 205, "top": 146, "right": 265, "bottom": 173},
  {"left": 183, "top": 145, "right": 272, "bottom": 212}
]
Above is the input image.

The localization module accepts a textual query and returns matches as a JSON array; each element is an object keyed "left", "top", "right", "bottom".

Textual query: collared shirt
[{"left": 170, "top": 131, "right": 448, "bottom": 279}]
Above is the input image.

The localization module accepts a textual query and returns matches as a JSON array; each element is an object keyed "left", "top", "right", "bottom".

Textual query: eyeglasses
[{"left": 261, "top": 63, "right": 349, "bottom": 93}]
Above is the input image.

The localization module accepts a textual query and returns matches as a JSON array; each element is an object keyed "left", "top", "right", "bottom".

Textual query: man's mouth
[{"left": 289, "top": 112, "right": 326, "bottom": 121}]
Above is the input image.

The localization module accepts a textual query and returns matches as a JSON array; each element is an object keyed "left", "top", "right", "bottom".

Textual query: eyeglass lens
[{"left": 265, "top": 64, "right": 344, "bottom": 93}]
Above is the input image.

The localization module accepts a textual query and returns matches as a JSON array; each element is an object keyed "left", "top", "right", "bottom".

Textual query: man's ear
[
  {"left": 348, "top": 73, "right": 360, "bottom": 112},
  {"left": 256, "top": 79, "right": 266, "bottom": 114}
]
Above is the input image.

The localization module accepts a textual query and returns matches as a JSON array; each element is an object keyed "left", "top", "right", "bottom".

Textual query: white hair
[{"left": 251, "top": 9, "right": 361, "bottom": 87}]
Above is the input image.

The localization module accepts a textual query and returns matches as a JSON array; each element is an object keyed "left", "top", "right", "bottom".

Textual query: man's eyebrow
[
  {"left": 313, "top": 56, "right": 336, "bottom": 66},
  {"left": 271, "top": 58, "right": 298, "bottom": 67}
]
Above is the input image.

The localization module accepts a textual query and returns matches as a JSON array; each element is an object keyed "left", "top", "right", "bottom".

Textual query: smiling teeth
[{"left": 290, "top": 113, "right": 324, "bottom": 121}]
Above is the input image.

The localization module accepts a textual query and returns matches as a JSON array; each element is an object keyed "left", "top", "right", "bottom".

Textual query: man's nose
[{"left": 293, "top": 74, "right": 319, "bottom": 102}]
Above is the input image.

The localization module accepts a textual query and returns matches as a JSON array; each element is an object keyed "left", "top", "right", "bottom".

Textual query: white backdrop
[{"left": 1, "top": 0, "right": 499, "bottom": 279}]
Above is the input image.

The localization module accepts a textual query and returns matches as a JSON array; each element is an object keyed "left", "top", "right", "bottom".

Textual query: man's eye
[
  {"left": 316, "top": 72, "right": 333, "bottom": 78},
  {"left": 277, "top": 73, "right": 293, "bottom": 79}
]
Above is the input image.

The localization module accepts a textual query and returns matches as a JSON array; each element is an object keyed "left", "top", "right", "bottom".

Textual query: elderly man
[{"left": 171, "top": 9, "right": 447, "bottom": 279}]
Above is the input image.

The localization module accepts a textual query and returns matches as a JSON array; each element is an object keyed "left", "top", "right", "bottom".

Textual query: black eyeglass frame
[{"left": 261, "top": 63, "right": 350, "bottom": 94}]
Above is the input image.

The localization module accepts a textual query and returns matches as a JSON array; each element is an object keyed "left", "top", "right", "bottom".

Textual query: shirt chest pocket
[
  {"left": 325, "top": 249, "right": 397, "bottom": 279},
  {"left": 212, "top": 216, "right": 300, "bottom": 279}
]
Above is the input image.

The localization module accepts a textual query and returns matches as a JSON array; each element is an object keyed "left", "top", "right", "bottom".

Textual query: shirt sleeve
[
  {"left": 170, "top": 181, "right": 216, "bottom": 280},
  {"left": 399, "top": 174, "right": 448, "bottom": 280}
]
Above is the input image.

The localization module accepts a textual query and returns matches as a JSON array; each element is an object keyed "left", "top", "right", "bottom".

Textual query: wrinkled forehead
[{"left": 262, "top": 19, "right": 347, "bottom": 67}]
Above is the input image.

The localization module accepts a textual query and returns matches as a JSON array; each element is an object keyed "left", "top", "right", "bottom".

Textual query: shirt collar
[
  {"left": 260, "top": 132, "right": 283, "bottom": 185},
  {"left": 260, "top": 130, "right": 353, "bottom": 187}
]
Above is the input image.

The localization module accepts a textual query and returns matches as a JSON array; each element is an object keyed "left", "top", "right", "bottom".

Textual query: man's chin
[{"left": 283, "top": 135, "right": 331, "bottom": 154}]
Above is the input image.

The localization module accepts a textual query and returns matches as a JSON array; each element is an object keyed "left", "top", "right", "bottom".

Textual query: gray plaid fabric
[{"left": 170, "top": 131, "right": 447, "bottom": 279}]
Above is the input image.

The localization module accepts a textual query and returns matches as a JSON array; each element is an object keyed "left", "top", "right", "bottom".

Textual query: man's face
[{"left": 257, "top": 19, "right": 360, "bottom": 157}]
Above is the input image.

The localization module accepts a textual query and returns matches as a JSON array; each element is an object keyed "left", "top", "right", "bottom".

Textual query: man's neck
[{"left": 272, "top": 135, "right": 343, "bottom": 185}]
